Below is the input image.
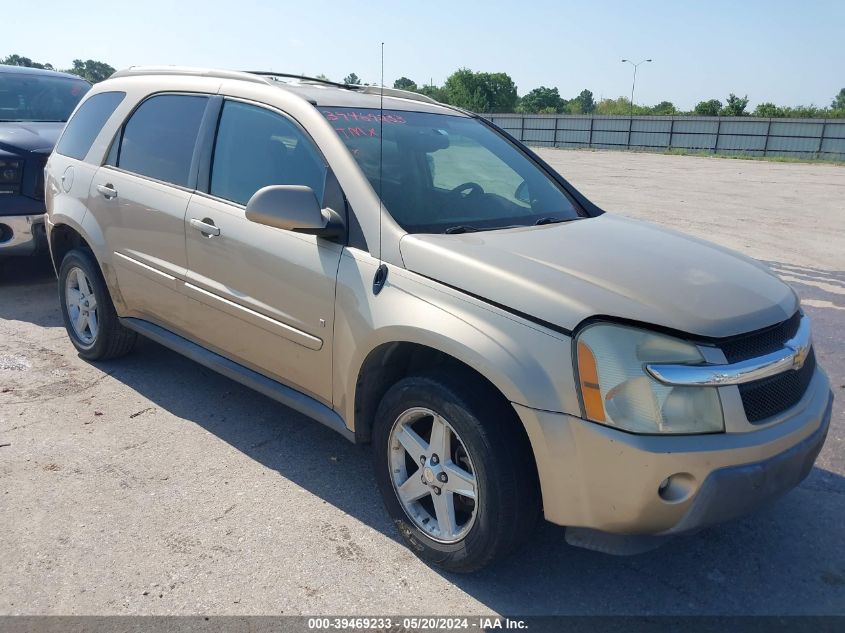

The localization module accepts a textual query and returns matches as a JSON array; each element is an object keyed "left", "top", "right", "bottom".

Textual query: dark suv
[{"left": 0, "top": 65, "right": 90, "bottom": 257}]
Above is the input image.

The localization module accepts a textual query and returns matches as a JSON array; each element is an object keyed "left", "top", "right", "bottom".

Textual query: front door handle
[
  {"left": 190, "top": 217, "right": 221, "bottom": 237},
  {"left": 96, "top": 183, "right": 118, "bottom": 199}
]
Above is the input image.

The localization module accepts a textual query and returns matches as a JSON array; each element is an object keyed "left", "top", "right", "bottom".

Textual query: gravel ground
[{"left": 1, "top": 149, "right": 843, "bottom": 615}]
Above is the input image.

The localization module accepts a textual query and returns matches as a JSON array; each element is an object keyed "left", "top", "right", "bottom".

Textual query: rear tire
[
  {"left": 58, "top": 248, "right": 136, "bottom": 360},
  {"left": 372, "top": 367, "right": 540, "bottom": 573}
]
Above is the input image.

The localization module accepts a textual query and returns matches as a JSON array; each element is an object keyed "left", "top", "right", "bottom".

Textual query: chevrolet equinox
[{"left": 44, "top": 67, "right": 833, "bottom": 572}]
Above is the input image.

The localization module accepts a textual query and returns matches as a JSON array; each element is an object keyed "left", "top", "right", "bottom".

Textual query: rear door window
[
  {"left": 209, "top": 100, "right": 326, "bottom": 206},
  {"left": 55, "top": 91, "right": 124, "bottom": 161},
  {"left": 116, "top": 94, "right": 208, "bottom": 188}
]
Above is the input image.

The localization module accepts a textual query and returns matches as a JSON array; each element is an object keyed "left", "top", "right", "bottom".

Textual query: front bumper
[
  {"left": 0, "top": 214, "right": 47, "bottom": 257},
  {"left": 515, "top": 366, "right": 832, "bottom": 548}
]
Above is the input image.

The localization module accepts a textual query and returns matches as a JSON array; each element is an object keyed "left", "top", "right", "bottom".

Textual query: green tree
[
  {"left": 650, "top": 101, "right": 676, "bottom": 115},
  {"left": 314, "top": 73, "right": 331, "bottom": 82},
  {"left": 343, "top": 73, "right": 361, "bottom": 85},
  {"left": 721, "top": 93, "right": 749, "bottom": 116},
  {"left": 753, "top": 102, "right": 784, "bottom": 117},
  {"left": 594, "top": 97, "right": 626, "bottom": 115},
  {"left": 443, "top": 68, "right": 518, "bottom": 113},
  {"left": 564, "top": 100, "right": 586, "bottom": 114},
  {"left": 65, "top": 59, "right": 115, "bottom": 83},
  {"left": 517, "top": 86, "right": 564, "bottom": 113},
  {"left": 393, "top": 77, "right": 417, "bottom": 91},
  {"left": 694, "top": 99, "right": 722, "bottom": 116},
  {"left": 782, "top": 105, "right": 828, "bottom": 118},
  {"left": 483, "top": 72, "right": 518, "bottom": 112},
  {"left": 416, "top": 84, "right": 449, "bottom": 103},
  {"left": 1, "top": 54, "right": 53, "bottom": 70},
  {"left": 594, "top": 96, "right": 649, "bottom": 115},
  {"left": 446, "top": 78, "right": 488, "bottom": 112},
  {"left": 573, "top": 89, "right": 595, "bottom": 114},
  {"left": 832, "top": 88, "right": 845, "bottom": 110}
]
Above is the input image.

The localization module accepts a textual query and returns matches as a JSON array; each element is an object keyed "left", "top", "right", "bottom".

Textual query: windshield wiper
[
  {"left": 534, "top": 216, "right": 569, "bottom": 225},
  {"left": 444, "top": 223, "right": 532, "bottom": 234},
  {"left": 444, "top": 225, "right": 482, "bottom": 234}
]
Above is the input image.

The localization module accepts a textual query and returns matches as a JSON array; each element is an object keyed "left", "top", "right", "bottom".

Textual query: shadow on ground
[
  {"left": 0, "top": 256, "right": 61, "bottom": 327},
  {"left": 91, "top": 337, "right": 845, "bottom": 614},
  {"left": 3, "top": 259, "right": 845, "bottom": 614}
]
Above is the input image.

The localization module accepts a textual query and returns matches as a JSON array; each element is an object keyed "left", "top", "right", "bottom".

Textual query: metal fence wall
[{"left": 481, "top": 114, "right": 845, "bottom": 160}]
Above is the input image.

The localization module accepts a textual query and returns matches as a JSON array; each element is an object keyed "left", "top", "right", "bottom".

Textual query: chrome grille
[
  {"left": 720, "top": 311, "right": 801, "bottom": 363},
  {"left": 738, "top": 349, "right": 816, "bottom": 423},
  {"left": 716, "top": 312, "right": 815, "bottom": 423}
]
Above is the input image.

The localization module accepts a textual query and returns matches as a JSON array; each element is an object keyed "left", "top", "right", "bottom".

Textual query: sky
[{"left": 7, "top": 0, "right": 845, "bottom": 110}]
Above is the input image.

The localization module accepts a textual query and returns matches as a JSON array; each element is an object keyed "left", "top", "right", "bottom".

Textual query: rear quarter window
[{"left": 55, "top": 91, "right": 125, "bottom": 161}]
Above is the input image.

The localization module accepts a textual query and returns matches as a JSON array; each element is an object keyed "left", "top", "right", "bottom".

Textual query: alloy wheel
[
  {"left": 388, "top": 407, "right": 478, "bottom": 543},
  {"left": 65, "top": 266, "right": 99, "bottom": 345}
]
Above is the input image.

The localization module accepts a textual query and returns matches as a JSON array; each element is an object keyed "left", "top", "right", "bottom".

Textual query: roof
[
  {"left": 0, "top": 64, "right": 90, "bottom": 82},
  {"left": 109, "top": 66, "right": 462, "bottom": 116},
  {"left": 271, "top": 81, "right": 459, "bottom": 115}
]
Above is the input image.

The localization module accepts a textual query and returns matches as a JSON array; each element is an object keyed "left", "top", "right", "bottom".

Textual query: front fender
[{"left": 333, "top": 250, "right": 580, "bottom": 432}]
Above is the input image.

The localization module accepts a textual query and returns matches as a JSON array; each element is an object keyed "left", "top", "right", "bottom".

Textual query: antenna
[
  {"left": 379, "top": 42, "right": 384, "bottom": 262},
  {"left": 373, "top": 41, "right": 388, "bottom": 295}
]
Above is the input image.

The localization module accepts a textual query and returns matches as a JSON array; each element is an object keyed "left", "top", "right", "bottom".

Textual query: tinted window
[
  {"left": 0, "top": 72, "right": 90, "bottom": 123},
  {"left": 211, "top": 100, "right": 326, "bottom": 206},
  {"left": 118, "top": 94, "right": 208, "bottom": 187},
  {"left": 55, "top": 91, "right": 123, "bottom": 160},
  {"left": 321, "top": 107, "right": 580, "bottom": 233}
]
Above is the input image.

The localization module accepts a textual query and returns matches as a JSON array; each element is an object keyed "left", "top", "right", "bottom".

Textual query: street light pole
[{"left": 621, "top": 58, "right": 652, "bottom": 118}]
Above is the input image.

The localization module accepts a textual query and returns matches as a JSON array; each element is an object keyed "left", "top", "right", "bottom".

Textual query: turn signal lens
[{"left": 577, "top": 340, "right": 605, "bottom": 422}]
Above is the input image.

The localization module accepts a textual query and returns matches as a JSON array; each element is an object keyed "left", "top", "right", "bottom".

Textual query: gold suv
[{"left": 44, "top": 67, "right": 832, "bottom": 572}]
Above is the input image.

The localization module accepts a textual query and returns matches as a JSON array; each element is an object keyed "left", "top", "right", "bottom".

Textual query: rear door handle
[
  {"left": 96, "top": 183, "right": 118, "bottom": 199},
  {"left": 190, "top": 217, "right": 221, "bottom": 237}
]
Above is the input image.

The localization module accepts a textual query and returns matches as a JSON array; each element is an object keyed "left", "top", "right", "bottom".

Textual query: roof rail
[
  {"left": 245, "top": 71, "right": 352, "bottom": 90},
  {"left": 357, "top": 85, "right": 440, "bottom": 105},
  {"left": 109, "top": 66, "right": 270, "bottom": 85},
  {"left": 247, "top": 72, "right": 442, "bottom": 106}
]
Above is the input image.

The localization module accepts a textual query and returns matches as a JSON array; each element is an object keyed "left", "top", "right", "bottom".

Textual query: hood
[
  {"left": 399, "top": 215, "right": 797, "bottom": 339},
  {"left": 0, "top": 121, "right": 64, "bottom": 155}
]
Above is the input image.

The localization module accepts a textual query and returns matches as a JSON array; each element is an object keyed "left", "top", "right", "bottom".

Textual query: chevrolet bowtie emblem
[{"left": 788, "top": 340, "right": 810, "bottom": 370}]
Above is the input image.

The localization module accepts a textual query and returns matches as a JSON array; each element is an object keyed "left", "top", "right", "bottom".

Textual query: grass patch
[
  {"left": 660, "top": 148, "right": 844, "bottom": 165},
  {"left": 535, "top": 145, "right": 844, "bottom": 166}
]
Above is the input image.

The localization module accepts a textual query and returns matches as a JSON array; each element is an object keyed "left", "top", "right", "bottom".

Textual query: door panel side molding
[
  {"left": 114, "top": 251, "right": 179, "bottom": 283},
  {"left": 183, "top": 281, "right": 323, "bottom": 351},
  {"left": 119, "top": 317, "right": 353, "bottom": 442}
]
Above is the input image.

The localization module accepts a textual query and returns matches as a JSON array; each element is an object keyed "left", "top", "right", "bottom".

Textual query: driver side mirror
[{"left": 245, "top": 185, "right": 344, "bottom": 239}]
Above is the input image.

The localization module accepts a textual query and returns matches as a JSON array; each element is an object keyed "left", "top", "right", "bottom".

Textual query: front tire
[
  {"left": 58, "top": 248, "right": 136, "bottom": 360},
  {"left": 372, "top": 368, "right": 540, "bottom": 573}
]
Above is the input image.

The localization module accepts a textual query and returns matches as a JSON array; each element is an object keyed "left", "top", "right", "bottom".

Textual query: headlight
[
  {"left": 575, "top": 323, "right": 724, "bottom": 434},
  {"left": 0, "top": 159, "right": 22, "bottom": 184}
]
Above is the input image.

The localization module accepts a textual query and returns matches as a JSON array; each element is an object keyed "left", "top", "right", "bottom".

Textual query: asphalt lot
[{"left": 1, "top": 149, "right": 843, "bottom": 615}]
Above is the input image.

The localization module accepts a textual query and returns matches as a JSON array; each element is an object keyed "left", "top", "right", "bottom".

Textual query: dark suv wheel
[{"left": 372, "top": 367, "right": 540, "bottom": 572}]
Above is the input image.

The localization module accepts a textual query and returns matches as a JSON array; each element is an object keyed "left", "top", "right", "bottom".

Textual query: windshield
[
  {"left": 0, "top": 73, "right": 90, "bottom": 122},
  {"left": 321, "top": 107, "right": 581, "bottom": 233}
]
